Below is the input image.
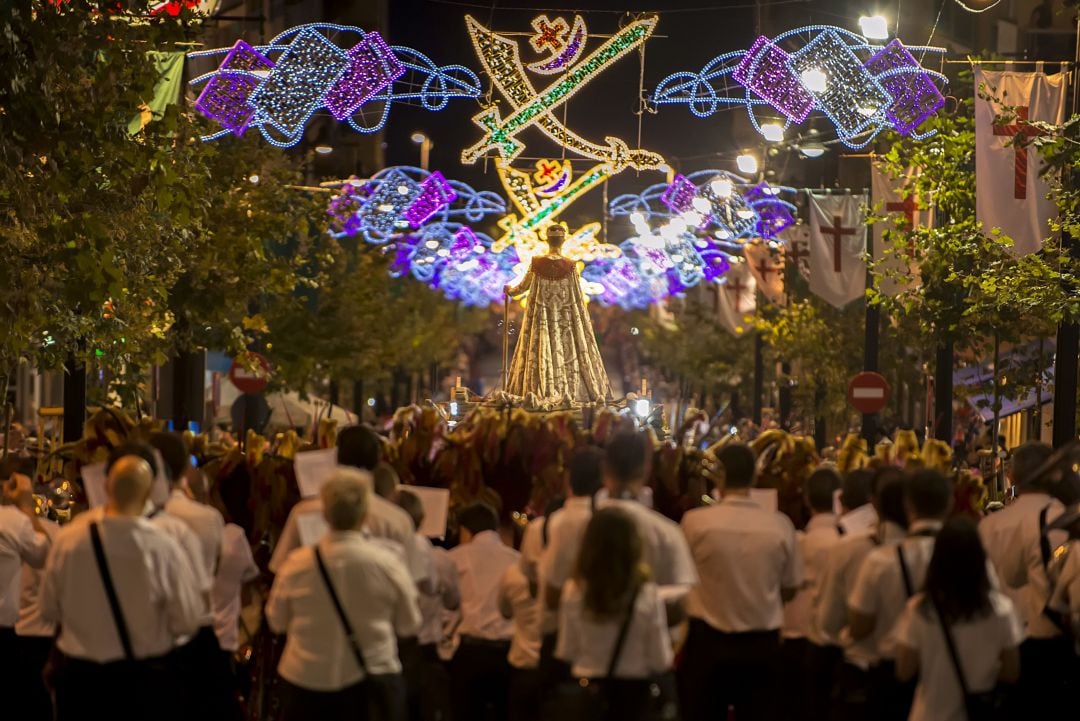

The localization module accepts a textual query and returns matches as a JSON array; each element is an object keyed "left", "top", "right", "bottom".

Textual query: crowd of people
[{"left": 1, "top": 421, "right": 1079, "bottom": 721}]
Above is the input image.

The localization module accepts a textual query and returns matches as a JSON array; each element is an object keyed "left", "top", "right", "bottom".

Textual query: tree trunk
[
  {"left": 63, "top": 355, "right": 87, "bottom": 443},
  {"left": 933, "top": 340, "right": 954, "bottom": 444},
  {"left": 1053, "top": 322, "right": 1078, "bottom": 448}
]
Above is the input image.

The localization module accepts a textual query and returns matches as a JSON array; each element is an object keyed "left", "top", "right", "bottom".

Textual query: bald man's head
[{"left": 107, "top": 455, "right": 153, "bottom": 515}]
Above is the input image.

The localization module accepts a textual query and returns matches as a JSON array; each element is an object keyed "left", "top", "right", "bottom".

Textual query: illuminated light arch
[
  {"left": 652, "top": 26, "right": 947, "bottom": 148},
  {"left": 188, "top": 23, "right": 481, "bottom": 147}
]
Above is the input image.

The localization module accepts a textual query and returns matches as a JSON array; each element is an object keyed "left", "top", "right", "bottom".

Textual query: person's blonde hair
[
  {"left": 321, "top": 468, "right": 372, "bottom": 531},
  {"left": 574, "top": 507, "right": 649, "bottom": 620}
]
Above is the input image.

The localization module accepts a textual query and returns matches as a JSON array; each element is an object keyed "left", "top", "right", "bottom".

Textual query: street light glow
[
  {"left": 859, "top": 15, "right": 889, "bottom": 40},
  {"left": 736, "top": 154, "right": 759, "bottom": 174}
]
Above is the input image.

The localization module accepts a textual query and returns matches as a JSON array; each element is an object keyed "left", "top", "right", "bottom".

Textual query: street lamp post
[{"left": 411, "top": 132, "right": 432, "bottom": 171}]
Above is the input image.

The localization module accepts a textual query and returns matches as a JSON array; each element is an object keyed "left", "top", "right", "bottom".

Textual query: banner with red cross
[
  {"left": 743, "top": 240, "right": 786, "bottom": 307},
  {"left": 808, "top": 192, "right": 867, "bottom": 309},
  {"left": 975, "top": 67, "right": 1066, "bottom": 256},
  {"left": 871, "top": 162, "right": 932, "bottom": 296},
  {"left": 715, "top": 259, "right": 757, "bottom": 335},
  {"left": 778, "top": 223, "right": 811, "bottom": 282}
]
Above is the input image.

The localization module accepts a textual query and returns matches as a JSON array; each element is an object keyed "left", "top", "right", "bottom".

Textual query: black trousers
[
  {"left": 678, "top": 619, "right": 781, "bottom": 721},
  {"left": 1014, "top": 635, "right": 1077, "bottom": 719},
  {"left": 55, "top": 655, "right": 184, "bottom": 721},
  {"left": 805, "top": 642, "right": 843, "bottom": 721},
  {"left": 830, "top": 662, "right": 870, "bottom": 721},
  {"left": 415, "top": 643, "right": 451, "bottom": 721},
  {"left": 509, "top": 666, "right": 543, "bottom": 721},
  {"left": 173, "top": 625, "right": 245, "bottom": 721},
  {"left": 0, "top": 628, "right": 19, "bottom": 712},
  {"left": 867, "top": 660, "right": 916, "bottom": 721},
  {"left": 11, "top": 634, "right": 54, "bottom": 721},
  {"left": 280, "top": 677, "right": 369, "bottom": 721},
  {"left": 451, "top": 637, "right": 512, "bottom": 721}
]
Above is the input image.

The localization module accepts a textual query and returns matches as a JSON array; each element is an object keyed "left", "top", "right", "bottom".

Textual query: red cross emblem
[
  {"left": 993, "top": 107, "right": 1047, "bottom": 200},
  {"left": 726, "top": 276, "right": 748, "bottom": 313},
  {"left": 885, "top": 197, "right": 920, "bottom": 256},
  {"left": 534, "top": 159, "right": 562, "bottom": 183},
  {"left": 822, "top": 214, "right": 856, "bottom": 273},
  {"left": 530, "top": 16, "right": 569, "bottom": 53}
]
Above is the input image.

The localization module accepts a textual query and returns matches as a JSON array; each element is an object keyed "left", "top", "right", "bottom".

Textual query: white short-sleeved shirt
[
  {"left": 894, "top": 591, "right": 1023, "bottom": 721},
  {"left": 40, "top": 509, "right": 205, "bottom": 662},
  {"left": 448, "top": 530, "right": 520, "bottom": 641},
  {"left": 265, "top": 531, "right": 421, "bottom": 691},
  {"left": 16, "top": 517, "right": 60, "bottom": 637},
  {"left": 0, "top": 505, "right": 50, "bottom": 627},
  {"left": 783, "top": 513, "right": 840, "bottom": 643},
  {"left": 979, "top": 492, "right": 1065, "bottom": 639},
  {"left": 499, "top": 562, "right": 540, "bottom": 669},
  {"left": 418, "top": 544, "right": 459, "bottom": 646},
  {"left": 211, "top": 523, "right": 259, "bottom": 651},
  {"left": 164, "top": 489, "right": 225, "bottom": 582},
  {"left": 538, "top": 497, "right": 594, "bottom": 633},
  {"left": 555, "top": 579, "right": 673, "bottom": 679},
  {"left": 519, "top": 516, "right": 546, "bottom": 586},
  {"left": 681, "top": 496, "right": 802, "bottom": 633},
  {"left": 848, "top": 521, "right": 942, "bottom": 662},
  {"left": 815, "top": 521, "right": 907, "bottom": 665}
]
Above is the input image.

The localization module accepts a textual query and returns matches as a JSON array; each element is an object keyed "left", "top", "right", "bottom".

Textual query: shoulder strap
[
  {"left": 314, "top": 546, "right": 367, "bottom": 672},
  {"left": 1039, "top": 505, "right": 1053, "bottom": 570},
  {"left": 929, "top": 594, "right": 973, "bottom": 700},
  {"left": 1037, "top": 505, "right": 1070, "bottom": 634},
  {"left": 541, "top": 515, "right": 551, "bottom": 548},
  {"left": 604, "top": 583, "right": 642, "bottom": 679},
  {"left": 89, "top": 522, "right": 135, "bottom": 661},
  {"left": 897, "top": 545, "right": 915, "bottom": 598}
]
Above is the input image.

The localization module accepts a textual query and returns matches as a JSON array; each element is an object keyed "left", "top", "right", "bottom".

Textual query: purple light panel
[
  {"left": 193, "top": 40, "right": 274, "bottom": 135},
  {"left": 744, "top": 183, "right": 794, "bottom": 237},
  {"left": 864, "top": 39, "right": 945, "bottom": 137},
  {"left": 732, "top": 36, "right": 814, "bottom": 123},
  {"left": 788, "top": 29, "right": 891, "bottom": 139},
  {"left": 660, "top": 174, "right": 698, "bottom": 214},
  {"left": 324, "top": 32, "right": 406, "bottom": 121},
  {"left": 248, "top": 28, "right": 350, "bottom": 137},
  {"left": 404, "top": 172, "right": 458, "bottom": 229}
]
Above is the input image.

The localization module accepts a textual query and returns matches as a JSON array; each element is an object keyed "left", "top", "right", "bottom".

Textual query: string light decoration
[
  {"left": 652, "top": 25, "right": 947, "bottom": 148},
  {"left": 526, "top": 15, "right": 588, "bottom": 74},
  {"left": 188, "top": 23, "right": 481, "bottom": 147},
  {"left": 462, "top": 15, "right": 665, "bottom": 170},
  {"left": 326, "top": 166, "right": 506, "bottom": 244}
]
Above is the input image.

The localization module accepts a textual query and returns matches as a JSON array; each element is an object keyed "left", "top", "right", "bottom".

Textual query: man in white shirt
[
  {"left": 814, "top": 466, "right": 906, "bottom": 720},
  {"left": 448, "top": 502, "right": 520, "bottom": 721},
  {"left": 680, "top": 442, "right": 802, "bottom": 721},
  {"left": 1, "top": 463, "right": 52, "bottom": 718},
  {"left": 847, "top": 468, "right": 952, "bottom": 721},
  {"left": 267, "top": 467, "right": 421, "bottom": 721},
  {"left": 978, "top": 441, "right": 1072, "bottom": 718},
  {"left": 781, "top": 467, "right": 842, "bottom": 721},
  {"left": 41, "top": 455, "right": 205, "bottom": 721},
  {"left": 152, "top": 432, "right": 225, "bottom": 579}
]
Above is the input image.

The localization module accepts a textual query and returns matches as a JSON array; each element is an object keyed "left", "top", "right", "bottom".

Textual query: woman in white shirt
[
  {"left": 554, "top": 507, "right": 675, "bottom": 721},
  {"left": 895, "top": 517, "right": 1023, "bottom": 721}
]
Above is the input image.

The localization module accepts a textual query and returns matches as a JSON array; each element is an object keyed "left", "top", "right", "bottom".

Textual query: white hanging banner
[
  {"left": 716, "top": 260, "right": 757, "bottom": 335},
  {"left": 871, "top": 163, "right": 931, "bottom": 296},
  {"left": 808, "top": 192, "right": 867, "bottom": 308},
  {"left": 743, "top": 240, "right": 786, "bottom": 306},
  {"left": 778, "top": 223, "right": 810, "bottom": 281},
  {"left": 974, "top": 67, "right": 1065, "bottom": 256}
]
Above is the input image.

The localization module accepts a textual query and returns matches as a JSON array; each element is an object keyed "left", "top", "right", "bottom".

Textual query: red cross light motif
[
  {"left": 822, "top": 214, "right": 856, "bottom": 273},
  {"left": 993, "top": 107, "right": 1046, "bottom": 200},
  {"left": 530, "top": 17, "right": 569, "bottom": 52},
  {"left": 534, "top": 160, "right": 562, "bottom": 183},
  {"left": 755, "top": 258, "right": 776, "bottom": 280}
]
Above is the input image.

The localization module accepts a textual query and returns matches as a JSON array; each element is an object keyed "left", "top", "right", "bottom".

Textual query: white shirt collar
[
  {"left": 908, "top": 519, "right": 944, "bottom": 535},
  {"left": 806, "top": 512, "right": 838, "bottom": 531}
]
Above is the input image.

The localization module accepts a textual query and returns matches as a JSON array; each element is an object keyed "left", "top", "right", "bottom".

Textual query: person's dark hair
[
  {"left": 337, "top": 425, "right": 382, "bottom": 471},
  {"left": 878, "top": 477, "right": 909, "bottom": 529},
  {"left": 372, "top": 461, "right": 399, "bottom": 499},
  {"left": 904, "top": 468, "right": 952, "bottom": 520},
  {"left": 575, "top": 507, "right": 648, "bottom": 620},
  {"left": 871, "top": 466, "right": 905, "bottom": 497},
  {"left": 106, "top": 442, "right": 159, "bottom": 478},
  {"left": 922, "top": 517, "right": 993, "bottom": 623},
  {"left": 458, "top": 502, "right": 498, "bottom": 536},
  {"left": 1010, "top": 441, "right": 1053, "bottom": 492},
  {"left": 149, "top": 432, "right": 189, "bottom": 483},
  {"left": 841, "top": 469, "right": 874, "bottom": 509},
  {"left": 716, "top": 443, "right": 756, "bottom": 490},
  {"left": 806, "top": 467, "right": 842, "bottom": 513},
  {"left": 546, "top": 225, "right": 566, "bottom": 251},
  {"left": 569, "top": 446, "right": 604, "bottom": 497},
  {"left": 604, "top": 431, "right": 650, "bottom": 487},
  {"left": 396, "top": 489, "right": 424, "bottom": 531}
]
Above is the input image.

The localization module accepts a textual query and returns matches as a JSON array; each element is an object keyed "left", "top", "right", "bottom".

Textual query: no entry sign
[
  {"left": 228, "top": 352, "right": 271, "bottom": 394},
  {"left": 848, "top": 371, "right": 890, "bottom": 414}
]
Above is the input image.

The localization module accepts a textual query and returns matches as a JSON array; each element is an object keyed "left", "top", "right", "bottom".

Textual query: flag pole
[{"left": 502, "top": 291, "right": 510, "bottom": 390}]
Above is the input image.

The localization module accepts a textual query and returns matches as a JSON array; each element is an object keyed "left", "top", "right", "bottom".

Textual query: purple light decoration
[
  {"left": 193, "top": 41, "right": 274, "bottom": 135},
  {"left": 327, "top": 182, "right": 367, "bottom": 237},
  {"left": 732, "top": 36, "right": 814, "bottom": 123},
  {"left": 531, "top": 26, "right": 586, "bottom": 73},
  {"left": 788, "top": 29, "right": 891, "bottom": 139},
  {"left": 864, "top": 39, "right": 945, "bottom": 137},
  {"left": 700, "top": 250, "right": 731, "bottom": 282},
  {"left": 355, "top": 170, "right": 421, "bottom": 239},
  {"left": 449, "top": 227, "right": 482, "bottom": 260},
  {"left": 404, "top": 171, "right": 458, "bottom": 229},
  {"left": 744, "top": 183, "right": 794, "bottom": 238},
  {"left": 660, "top": 174, "right": 698, "bottom": 214},
  {"left": 324, "top": 32, "right": 406, "bottom": 120},
  {"left": 248, "top": 28, "right": 351, "bottom": 137}
]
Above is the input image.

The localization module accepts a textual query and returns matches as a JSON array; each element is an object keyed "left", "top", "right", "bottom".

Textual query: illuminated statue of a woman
[{"left": 503, "top": 225, "right": 611, "bottom": 406}]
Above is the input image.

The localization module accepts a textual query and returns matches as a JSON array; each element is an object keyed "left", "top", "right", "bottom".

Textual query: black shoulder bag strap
[
  {"left": 897, "top": 545, "right": 915, "bottom": 598},
  {"left": 314, "top": 546, "right": 367, "bottom": 673},
  {"left": 929, "top": 594, "right": 974, "bottom": 705},
  {"left": 1039, "top": 505, "right": 1053, "bottom": 570},
  {"left": 89, "top": 522, "right": 135, "bottom": 661},
  {"left": 604, "top": 584, "right": 642, "bottom": 679},
  {"left": 1037, "top": 506, "right": 1069, "bottom": 633}
]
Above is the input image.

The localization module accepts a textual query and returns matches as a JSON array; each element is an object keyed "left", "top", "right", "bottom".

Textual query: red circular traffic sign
[
  {"left": 228, "top": 353, "right": 271, "bottom": 394},
  {"left": 848, "top": 371, "right": 890, "bottom": 414}
]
